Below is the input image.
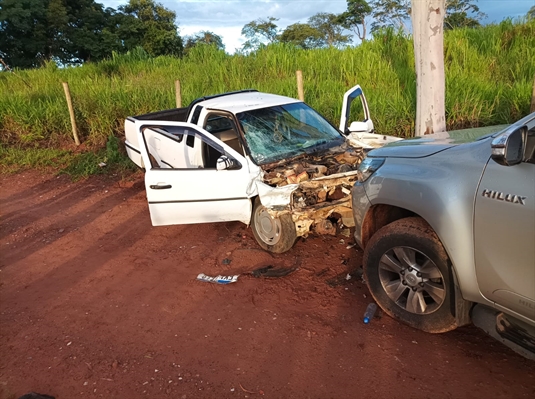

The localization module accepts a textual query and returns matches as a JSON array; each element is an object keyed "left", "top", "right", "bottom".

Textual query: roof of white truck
[{"left": 199, "top": 91, "right": 301, "bottom": 114}]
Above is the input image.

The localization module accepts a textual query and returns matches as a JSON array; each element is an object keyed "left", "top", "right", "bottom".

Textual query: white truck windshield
[{"left": 237, "top": 103, "right": 343, "bottom": 164}]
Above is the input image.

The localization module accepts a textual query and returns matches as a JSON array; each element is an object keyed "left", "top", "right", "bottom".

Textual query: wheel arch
[
  {"left": 362, "top": 208, "right": 472, "bottom": 327},
  {"left": 361, "top": 204, "right": 417, "bottom": 249}
]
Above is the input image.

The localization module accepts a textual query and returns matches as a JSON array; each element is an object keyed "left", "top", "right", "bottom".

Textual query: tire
[
  {"left": 251, "top": 197, "right": 297, "bottom": 253},
  {"left": 363, "top": 217, "right": 458, "bottom": 333}
]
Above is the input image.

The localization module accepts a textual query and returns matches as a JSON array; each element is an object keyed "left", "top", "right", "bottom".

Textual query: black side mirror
[
  {"left": 216, "top": 155, "right": 241, "bottom": 171},
  {"left": 491, "top": 128, "right": 524, "bottom": 166}
]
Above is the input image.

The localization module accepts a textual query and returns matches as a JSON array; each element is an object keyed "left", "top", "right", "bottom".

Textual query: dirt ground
[{"left": 1, "top": 170, "right": 534, "bottom": 399}]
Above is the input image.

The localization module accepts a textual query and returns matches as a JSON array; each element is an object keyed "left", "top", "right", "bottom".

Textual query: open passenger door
[
  {"left": 340, "top": 84, "right": 403, "bottom": 148},
  {"left": 339, "top": 84, "right": 374, "bottom": 134}
]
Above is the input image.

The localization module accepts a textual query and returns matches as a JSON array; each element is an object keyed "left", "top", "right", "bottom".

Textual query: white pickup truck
[{"left": 125, "top": 86, "right": 400, "bottom": 253}]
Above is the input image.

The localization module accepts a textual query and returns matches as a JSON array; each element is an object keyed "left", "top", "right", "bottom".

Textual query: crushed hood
[
  {"left": 260, "top": 142, "right": 364, "bottom": 187},
  {"left": 256, "top": 142, "right": 365, "bottom": 237}
]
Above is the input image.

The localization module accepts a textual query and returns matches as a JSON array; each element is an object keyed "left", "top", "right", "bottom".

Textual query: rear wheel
[
  {"left": 251, "top": 197, "right": 297, "bottom": 253},
  {"left": 363, "top": 217, "right": 458, "bottom": 333}
]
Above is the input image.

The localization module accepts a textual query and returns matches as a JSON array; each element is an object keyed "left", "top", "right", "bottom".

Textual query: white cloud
[
  {"left": 181, "top": 25, "right": 245, "bottom": 52},
  {"left": 100, "top": 0, "right": 533, "bottom": 53},
  {"left": 172, "top": 0, "right": 347, "bottom": 51}
]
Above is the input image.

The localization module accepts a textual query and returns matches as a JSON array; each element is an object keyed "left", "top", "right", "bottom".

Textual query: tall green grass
[
  {"left": 0, "top": 135, "right": 137, "bottom": 178},
  {"left": 1, "top": 19, "right": 534, "bottom": 153}
]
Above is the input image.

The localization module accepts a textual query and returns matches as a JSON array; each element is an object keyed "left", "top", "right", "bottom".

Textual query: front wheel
[
  {"left": 363, "top": 217, "right": 459, "bottom": 333},
  {"left": 251, "top": 197, "right": 297, "bottom": 253}
]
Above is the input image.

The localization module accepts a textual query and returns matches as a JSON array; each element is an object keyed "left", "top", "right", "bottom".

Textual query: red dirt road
[{"left": 1, "top": 171, "right": 534, "bottom": 399}]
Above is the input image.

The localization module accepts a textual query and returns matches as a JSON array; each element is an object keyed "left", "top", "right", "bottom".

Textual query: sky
[{"left": 101, "top": 0, "right": 535, "bottom": 53}]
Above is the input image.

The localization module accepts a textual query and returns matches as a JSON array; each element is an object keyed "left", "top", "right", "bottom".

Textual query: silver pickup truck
[{"left": 351, "top": 113, "right": 535, "bottom": 356}]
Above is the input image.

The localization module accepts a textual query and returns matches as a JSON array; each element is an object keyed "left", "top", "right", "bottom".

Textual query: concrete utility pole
[{"left": 412, "top": 0, "right": 446, "bottom": 136}]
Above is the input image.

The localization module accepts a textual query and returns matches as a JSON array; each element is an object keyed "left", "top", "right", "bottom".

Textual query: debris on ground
[
  {"left": 250, "top": 265, "right": 297, "bottom": 278},
  {"left": 340, "top": 228, "right": 351, "bottom": 237},
  {"left": 196, "top": 273, "right": 239, "bottom": 284},
  {"left": 363, "top": 303, "right": 378, "bottom": 324},
  {"left": 238, "top": 382, "right": 256, "bottom": 394},
  {"left": 350, "top": 267, "right": 364, "bottom": 280},
  {"left": 17, "top": 393, "right": 55, "bottom": 399},
  {"left": 326, "top": 272, "right": 354, "bottom": 287}
]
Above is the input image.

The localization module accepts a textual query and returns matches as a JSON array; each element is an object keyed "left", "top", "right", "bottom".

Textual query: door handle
[{"left": 150, "top": 184, "right": 172, "bottom": 190}]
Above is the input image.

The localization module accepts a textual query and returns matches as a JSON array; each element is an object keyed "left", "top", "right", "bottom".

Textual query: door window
[
  {"left": 204, "top": 114, "right": 245, "bottom": 156},
  {"left": 142, "top": 125, "right": 240, "bottom": 170}
]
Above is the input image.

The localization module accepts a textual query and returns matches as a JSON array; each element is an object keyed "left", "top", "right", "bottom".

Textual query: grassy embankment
[{"left": 0, "top": 19, "right": 534, "bottom": 178}]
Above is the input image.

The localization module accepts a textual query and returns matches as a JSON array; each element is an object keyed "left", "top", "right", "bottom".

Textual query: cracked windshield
[{"left": 237, "top": 102, "right": 343, "bottom": 164}]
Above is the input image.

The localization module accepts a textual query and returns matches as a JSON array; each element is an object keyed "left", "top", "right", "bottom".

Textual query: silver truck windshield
[{"left": 237, "top": 102, "right": 343, "bottom": 164}]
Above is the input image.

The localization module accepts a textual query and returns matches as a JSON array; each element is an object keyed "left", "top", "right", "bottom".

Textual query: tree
[
  {"left": 46, "top": 0, "right": 70, "bottom": 62},
  {"left": 308, "top": 13, "right": 352, "bottom": 47},
  {"left": 370, "top": 0, "right": 410, "bottom": 32},
  {"left": 184, "top": 31, "right": 225, "bottom": 53},
  {"left": 444, "top": 0, "right": 486, "bottom": 29},
  {"left": 0, "top": 0, "right": 183, "bottom": 68},
  {"left": 63, "top": 0, "right": 123, "bottom": 63},
  {"left": 0, "top": 0, "right": 121, "bottom": 68},
  {"left": 118, "top": 0, "right": 183, "bottom": 57},
  {"left": 411, "top": 0, "right": 446, "bottom": 136},
  {"left": 0, "top": 0, "right": 54, "bottom": 68},
  {"left": 241, "top": 17, "right": 279, "bottom": 51},
  {"left": 338, "top": 0, "right": 373, "bottom": 41},
  {"left": 279, "top": 23, "right": 323, "bottom": 49},
  {"left": 529, "top": 5, "right": 535, "bottom": 19}
]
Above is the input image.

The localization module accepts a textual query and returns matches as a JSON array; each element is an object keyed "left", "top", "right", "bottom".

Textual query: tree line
[
  {"left": 1, "top": 0, "right": 532, "bottom": 69},
  {"left": 245, "top": 0, "right": 488, "bottom": 50},
  {"left": 0, "top": 0, "right": 183, "bottom": 69}
]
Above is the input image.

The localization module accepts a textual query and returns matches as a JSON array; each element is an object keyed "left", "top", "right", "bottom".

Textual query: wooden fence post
[
  {"left": 531, "top": 73, "right": 535, "bottom": 113},
  {"left": 175, "top": 80, "right": 182, "bottom": 108},
  {"left": 296, "top": 70, "right": 304, "bottom": 101},
  {"left": 62, "top": 82, "right": 80, "bottom": 146}
]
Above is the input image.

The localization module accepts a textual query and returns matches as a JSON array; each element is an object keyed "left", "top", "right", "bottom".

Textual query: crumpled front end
[{"left": 257, "top": 143, "right": 365, "bottom": 237}]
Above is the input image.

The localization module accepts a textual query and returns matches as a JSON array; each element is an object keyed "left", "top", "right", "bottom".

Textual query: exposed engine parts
[{"left": 260, "top": 144, "right": 366, "bottom": 237}]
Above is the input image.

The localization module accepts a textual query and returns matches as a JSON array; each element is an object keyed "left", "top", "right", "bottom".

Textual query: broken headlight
[{"left": 357, "top": 157, "right": 385, "bottom": 182}]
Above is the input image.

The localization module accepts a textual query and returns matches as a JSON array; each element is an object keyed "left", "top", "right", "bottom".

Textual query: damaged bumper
[
  {"left": 254, "top": 135, "right": 399, "bottom": 239},
  {"left": 257, "top": 171, "right": 360, "bottom": 238},
  {"left": 350, "top": 182, "right": 371, "bottom": 249}
]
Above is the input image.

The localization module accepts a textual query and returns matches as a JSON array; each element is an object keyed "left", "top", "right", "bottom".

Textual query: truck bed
[{"left": 124, "top": 107, "right": 190, "bottom": 168}]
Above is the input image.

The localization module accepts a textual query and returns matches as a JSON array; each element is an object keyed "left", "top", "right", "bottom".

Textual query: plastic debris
[
  {"left": 363, "top": 303, "right": 378, "bottom": 324},
  {"left": 197, "top": 273, "right": 239, "bottom": 284},
  {"left": 98, "top": 162, "right": 106, "bottom": 167}
]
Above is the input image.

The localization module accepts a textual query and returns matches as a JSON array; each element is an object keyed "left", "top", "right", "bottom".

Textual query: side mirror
[
  {"left": 216, "top": 155, "right": 241, "bottom": 171},
  {"left": 491, "top": 128, "right": 524, "bottom": 166},
  {"left": 348, "top": 121, "right": 369, "bottom": 133}
]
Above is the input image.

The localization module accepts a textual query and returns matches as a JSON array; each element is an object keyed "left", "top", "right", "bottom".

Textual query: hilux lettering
[{"left": 482, "top": 189, "right": 526, "bottom": 205}]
